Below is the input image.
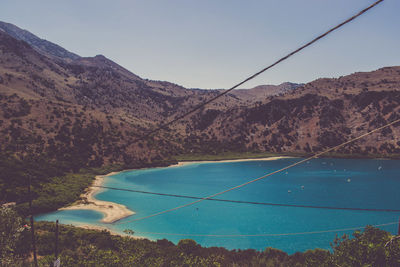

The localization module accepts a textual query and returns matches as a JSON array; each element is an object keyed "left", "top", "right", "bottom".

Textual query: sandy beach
[
  {"left": 60, "top": 156, "right": 291, "bottom": 224},
  {"left": 59, "top": 171, "right": 135, "bottom": 223},
  {"left": 169, "top": 156, "right": 292, "bottom": 168}
]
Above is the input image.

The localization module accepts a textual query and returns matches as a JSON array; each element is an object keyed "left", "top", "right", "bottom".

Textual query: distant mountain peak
[
  {"left": 72, "top": 54, "right": 142, "bottom": 80},
  {"left": 229, "top": 82, "right": 303, "bottom": 101},
  {"left": 0, "top": 21, "right": 80, "bottom": 61}
]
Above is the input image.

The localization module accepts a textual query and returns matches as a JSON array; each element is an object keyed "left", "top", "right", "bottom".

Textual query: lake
[{"left": 36, "top": 158, "right": 400, "bottom": 254}]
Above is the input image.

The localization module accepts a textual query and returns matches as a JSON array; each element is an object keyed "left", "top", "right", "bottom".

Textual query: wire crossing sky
[
  {"left": 51, "top": 0, "right": 391, "bottom": 225},
  {"left": 0, "top": 0, "right": 398, "bottom": 89},
  {"left": 133, "top": 0, "right": 384, "bottom": 142}
]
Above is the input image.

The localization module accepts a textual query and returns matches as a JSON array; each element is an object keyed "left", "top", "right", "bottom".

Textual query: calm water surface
[{"left": 36, "top": 158, "right": 400, "bottom": 254}]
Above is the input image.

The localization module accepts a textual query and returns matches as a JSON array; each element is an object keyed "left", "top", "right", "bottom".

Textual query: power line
[
  {"left": 115, "top": 117, "right": 400, "bottom": 225},
  {"left": 134, "top": 0, "right": 384, "bottom": 143},
  {"left": 112, "top": 0, "right": 388, "bottom": 225},
  {"left": 94, "top": 185, "right": 400, "bottom": 213},
  {"left": 132, "top": 222, "right": 398, "bottom": 238}
]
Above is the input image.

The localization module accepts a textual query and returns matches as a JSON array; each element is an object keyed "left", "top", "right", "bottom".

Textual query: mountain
[
  {"left": 0, "top": 20, "right": 399, "bottom": 174},
  {"left": 0, "top": 25, "right": 249, "bottom": 172},
  {"left": 183, "top": 67, "right": 400, "bottom": 155},
  {"left": 1, "top": 21, "right": 400, "bottom": 212},
  {"left": 229, "top": 82, "right": 302, "bottom": 102},
  {"left": 0, "top": 21, "right": 80, "bottom": 61}
]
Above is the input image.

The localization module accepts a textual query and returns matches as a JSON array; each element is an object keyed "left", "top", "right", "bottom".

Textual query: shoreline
[
  {"left": 168, "top": 156, "right": 292, "bottom": 168},
  {"left": 60, "top": 156, "right": 291, "bottom": 229},
  {"left": 75, "top": 223, "right": 144, "bottom": 239},
  {"left": 59, "top": 171, "right": 135, "bottom": 224}
]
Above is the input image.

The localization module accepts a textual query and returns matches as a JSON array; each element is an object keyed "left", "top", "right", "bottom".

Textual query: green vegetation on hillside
[
  {"left": 0, "top": 151, "right": 176, "bottom": 216},
  {"left": 0, "top": 152, "right": 121, "bottom": 215}
]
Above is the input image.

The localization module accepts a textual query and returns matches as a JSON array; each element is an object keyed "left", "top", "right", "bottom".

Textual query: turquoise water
[{"left": 36, "top": 158, "right": 400, "bottom": 254}]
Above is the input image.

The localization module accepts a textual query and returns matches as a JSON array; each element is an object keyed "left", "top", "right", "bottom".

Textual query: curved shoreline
[
  {"left": 61, "top": 156, "right": 291, "bottom": 225},
  {"left": 59, "top": 172, "right": 135, "bottom": 223}
]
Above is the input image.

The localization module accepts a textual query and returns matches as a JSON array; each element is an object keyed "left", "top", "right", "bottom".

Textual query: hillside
[
  {"left": 0, "top": 21, "right": 80, "bottom": 61},
  {"left": 180, "top": 67, "right": 400, "bottom": 156},
  {"left": 0, "top": 23, "right": 258, "bottom": 206},
  {"left": 0, "top": 21, "right": 400, "bottom": 207},
  {"left": 229, "top": 82, "right": 302, "bottom": 102},
  {"left": 0, "top": 22, "right": 306, "bottom": 171}
]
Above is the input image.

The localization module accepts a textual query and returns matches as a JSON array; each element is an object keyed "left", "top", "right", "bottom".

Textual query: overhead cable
[
  {"left": 133, "top": 0, "right": 384, "bottom": 143},
  {"left": 93, "top": 185, "right": 400, "bottom": 213},
  {"left": 113, "top": 0, "right": 388, "bottom": 225},
  {"left": 115, "top": 117, "right": 400, "bottom": 225},
  {"left": 130, "top": 221, "right": 398, "bottom": 237}
]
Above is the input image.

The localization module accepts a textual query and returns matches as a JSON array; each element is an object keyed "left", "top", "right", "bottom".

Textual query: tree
[
  {"left": 0, "top": 206, "right": 28, "bottom": 266},
  {"left": 331, "top": 226, "right": 400, "bottom": 266},
  {"left": 123, "top": 229, "right": 134, "bottom": 235},
  {"left": 178, "top": 239, "right": 200, "bottom": 254}
]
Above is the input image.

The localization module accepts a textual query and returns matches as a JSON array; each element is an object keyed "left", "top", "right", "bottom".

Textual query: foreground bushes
[{"left": 2, "top": 206, "right": 400, "bottom": 266}]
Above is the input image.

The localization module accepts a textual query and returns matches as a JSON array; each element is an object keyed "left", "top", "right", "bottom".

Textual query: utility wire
[
  {"left": 133, "top": 0, "right": 384, "bottom": 143},
  {"left": 131, "top": 222, "right": 398, "bottom": 238},
  {"left": 94, "top": 185, "right": 400, "bottom": 213},
  {"left": 113, "top": 0, "right": 388, "bottom": 225},
  {"left": 114, "top": 117, "right": 400, "bottom": 225}
]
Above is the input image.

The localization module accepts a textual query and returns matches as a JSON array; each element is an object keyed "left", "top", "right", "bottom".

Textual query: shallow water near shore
[{"left": 36, "top": 158, "right": 400, "bottom": 254}]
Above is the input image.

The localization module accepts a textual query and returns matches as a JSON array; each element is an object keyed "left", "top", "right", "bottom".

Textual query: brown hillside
[
  {"left": 180, "top": 67, "right": 400, "bottom": 156},
  {"left": 1, "top": 24, "right": 400, "bottom": 176}
]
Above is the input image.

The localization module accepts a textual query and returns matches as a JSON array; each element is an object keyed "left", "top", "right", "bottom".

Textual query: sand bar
[
  {"left": 59, "top": 172, "right": 135, "bottom": 223},
  {"left": 169, "top": 156, "right": 292, "bottom": 168}
]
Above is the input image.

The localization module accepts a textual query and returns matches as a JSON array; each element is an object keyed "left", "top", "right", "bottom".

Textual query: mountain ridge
[
  {"left": 0, "top": 20, "right": 80, "bottom": 61},
  {"left": 0, "top": 21, "right": 399, "bottom": 172}
]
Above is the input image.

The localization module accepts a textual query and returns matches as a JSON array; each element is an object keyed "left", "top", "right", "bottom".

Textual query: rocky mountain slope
[
  {"left": 183, "top": 67, "right": 400, "bottom": 156},
  {"left": 0, "top": 25, "right": 251, "bottom": 170},
  {"left": 0, "top": 21, "right": 80, "bottom": 61},
  {"left": 0, "top": 21, "right": 399, "bottom": 176}
]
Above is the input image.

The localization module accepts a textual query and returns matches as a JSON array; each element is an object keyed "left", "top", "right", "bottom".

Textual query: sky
[{"left": 0, "top": 0, "right": 399, "bottom": 89}]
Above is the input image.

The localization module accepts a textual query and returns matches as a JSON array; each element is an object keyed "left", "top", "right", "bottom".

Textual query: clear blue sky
[{"left": 1, "top": 0, "right": 399, "bottom": 89}]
